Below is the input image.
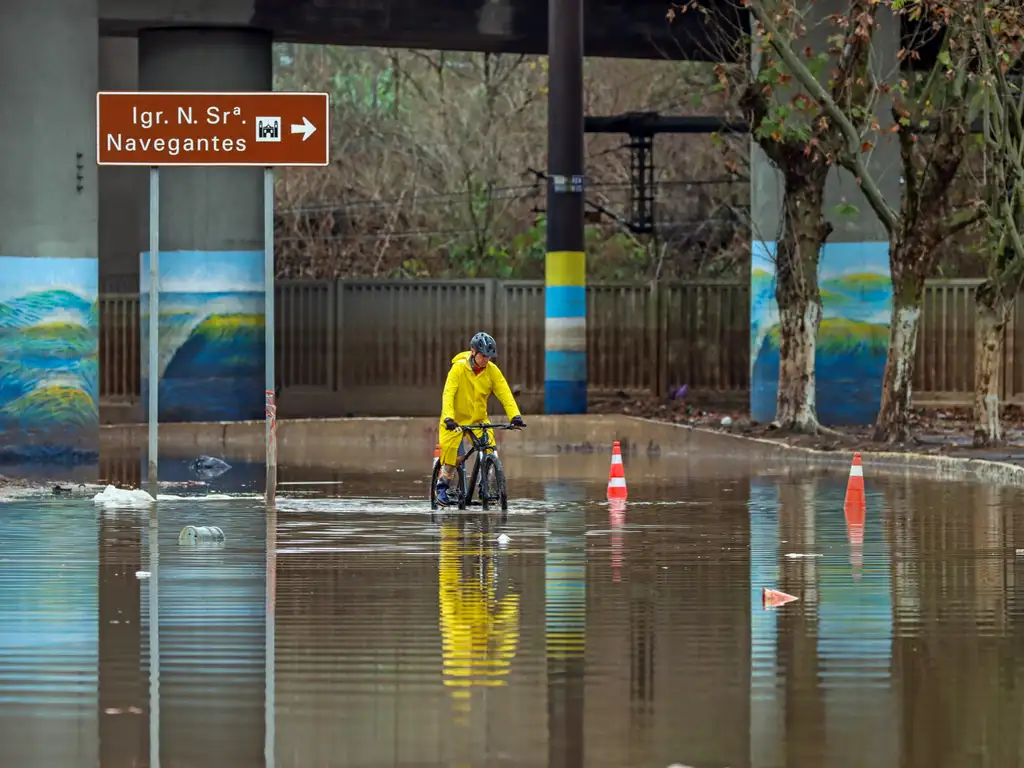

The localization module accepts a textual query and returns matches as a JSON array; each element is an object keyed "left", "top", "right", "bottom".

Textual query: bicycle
[{"left": 430, "top": 422, "right": 522, "bottom": 515}]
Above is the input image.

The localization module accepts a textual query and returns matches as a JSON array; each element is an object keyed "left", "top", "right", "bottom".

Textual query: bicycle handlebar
[{"left": 458, "top": 422, "right": 524, "bottom": 430}]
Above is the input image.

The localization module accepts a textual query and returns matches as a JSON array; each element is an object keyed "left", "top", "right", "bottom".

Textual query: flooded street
[{"left": 0, "top": 455, "right": 1023, "bottom": 767}]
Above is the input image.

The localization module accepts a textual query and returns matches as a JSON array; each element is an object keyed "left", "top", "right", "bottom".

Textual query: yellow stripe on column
[{"left": 545, "top": 251, "right": 586, "bottom": 287}]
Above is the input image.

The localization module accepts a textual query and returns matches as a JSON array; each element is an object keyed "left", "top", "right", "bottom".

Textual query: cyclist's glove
[
  {"left": 444, "top": 417, "right": 458, "bottom": 431},
  {"left": 511, "top": 415, "right": 525, "bottom": 428}
]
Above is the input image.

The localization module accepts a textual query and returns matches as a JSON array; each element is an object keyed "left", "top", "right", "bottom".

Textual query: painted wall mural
[
  {"left": 141, "top": 250, "right": 264, "bottom": 422},
  {"left": 751, "top": 241, "right": 892, "bottom": 425},
  {"left": 0, "top": 256, "right": 98, "bottom": 464}
]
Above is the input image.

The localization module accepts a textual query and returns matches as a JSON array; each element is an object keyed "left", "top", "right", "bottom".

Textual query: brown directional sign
[{"left": 96, "top": 91, "right": 330, "bottom": 166}]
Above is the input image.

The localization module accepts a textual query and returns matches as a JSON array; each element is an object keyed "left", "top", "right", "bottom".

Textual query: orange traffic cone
[
  {"left": 843, "top": 452, "right": 866, "bottom": 522},
  {"left": 432, "top": 443, "right": 440, "bottom": 469},
  {"left": 762, "top": 587, "right": 799, "bottom": 608},
  {"left": 608, "top": 441, "right": 627, "bottom": 500}
]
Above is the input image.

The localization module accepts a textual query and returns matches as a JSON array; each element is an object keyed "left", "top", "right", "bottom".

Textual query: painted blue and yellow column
[
  {"left": 138, "top": 29, "right": 271, "bottom": 424},
  {"left": 545, "top": 252, "right": 586, "bottom": 413},
  {"left": 544, "top": 0, "right": 587, "bottom": 414}
]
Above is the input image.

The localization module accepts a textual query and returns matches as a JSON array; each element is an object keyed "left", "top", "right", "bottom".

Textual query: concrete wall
[{"left": 99, "top": 414, "right": 1024, "bottom": 486}]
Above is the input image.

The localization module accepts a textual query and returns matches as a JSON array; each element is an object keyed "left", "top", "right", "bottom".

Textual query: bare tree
[
  {"left": 676, "top": 0, "right": 882, "bottom": 433},
  {"left": 754, "top": 1, "right": 981, "bottom": 443},
  {"left": 969, "top": 2, "right": 1024, "bottom": 445}
]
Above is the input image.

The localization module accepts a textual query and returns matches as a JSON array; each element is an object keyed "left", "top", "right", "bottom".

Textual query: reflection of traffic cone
[
  {"left": 609, "top": 498, "right": 625, "bottom": 582},
  {"left": 762, "top": 587, "right": 799, "bottom": 609},
  {"left": 607, "top": 442, "right": 627, "bottom": 500},
  {"left": 843, "top": 452, "right": 866, "bottom": 522},
  {"left": 847, "top": 521, "right": 864, "bottom": 581},
  {"left": 432, "top": 443, "right": 440, "bottom": 469}
]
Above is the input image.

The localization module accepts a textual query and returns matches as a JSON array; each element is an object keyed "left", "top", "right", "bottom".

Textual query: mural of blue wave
[
  {"left": 750, "top": 242, "right": 892, "bottom": 426},
  {"left": 141, "top": 251, "right": 265, "bottom": 422},
  {"left": 0, "top": 258, "right": 98, "bottom": 464}
]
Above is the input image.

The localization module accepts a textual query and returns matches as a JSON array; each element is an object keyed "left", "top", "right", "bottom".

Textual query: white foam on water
[
  {"left": 156, "top": 492, "right": 262, "bottom": 502},
  {"left": 93, "top": 485, "right": 264, "bottom": 507},
  {"left": 92, "top": 485, "right": 155, "bottom": 508}
]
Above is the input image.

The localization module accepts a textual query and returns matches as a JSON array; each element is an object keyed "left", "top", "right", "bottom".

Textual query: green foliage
[{"left": 832, "top": 202, "right": 860, "bottom": 219}]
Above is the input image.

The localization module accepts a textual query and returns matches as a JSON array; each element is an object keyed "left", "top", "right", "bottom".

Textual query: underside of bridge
[{"left": 98, "top": 0, "right": 747, "bottom": 60}]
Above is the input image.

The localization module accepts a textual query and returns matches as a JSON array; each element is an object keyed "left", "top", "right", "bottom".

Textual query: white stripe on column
[{"left": 545, "top": 317, "right": 586, "bottom": 352}]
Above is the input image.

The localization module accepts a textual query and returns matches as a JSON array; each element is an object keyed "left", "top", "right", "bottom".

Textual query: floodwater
[{"left": 1, "top": 454, "right": 1023, "bottom": 768}]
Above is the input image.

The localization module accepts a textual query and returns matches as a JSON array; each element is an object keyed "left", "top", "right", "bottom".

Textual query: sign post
[
  {"left": 97, "top": 91, "right": 330, "bottom": 504},
  {"left": 147, "top": 167, "right": 160, "bottom": 493}
]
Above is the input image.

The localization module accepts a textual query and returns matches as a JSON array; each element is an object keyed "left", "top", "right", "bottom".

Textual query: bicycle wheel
[
  {"left": 456, "top": 462, "right": 469, "bottom": 510},
  {"left": 430, "top": 461, "right": 441, "bottom": 514},
  {"left": 480, "top": 453, "right": 508, "bottom": 513}
]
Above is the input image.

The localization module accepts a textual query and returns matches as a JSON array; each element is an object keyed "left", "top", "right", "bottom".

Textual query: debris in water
[
  {"left": 93, "top": 485, "right": 155, "bottom": 508},
  {"left": 190, "top": 455, "right": 232, "bottom": 479},
  {"left": 135, "top": 571, "right": 150, "bottom": 579},
  {"left": 178, "top": 525, "right": 226, "bottom": 545},
  {"left": 762, "top": 587, "right": 799, "bottom": 608},
  {"left": 784, "top": 552, "right": 823, "bottom": 558},
  {"left": 496, "top": 533, "right": 511, "bottom": 547}
]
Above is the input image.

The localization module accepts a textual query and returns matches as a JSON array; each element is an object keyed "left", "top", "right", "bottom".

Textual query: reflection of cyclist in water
[{"left": 437, "top": 515, "right": 520, "bottom": 719}]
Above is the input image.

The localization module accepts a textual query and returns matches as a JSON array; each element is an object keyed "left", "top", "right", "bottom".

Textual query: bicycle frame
[{"left": 455, "top": 423, "right": 511, "bottom": 507}]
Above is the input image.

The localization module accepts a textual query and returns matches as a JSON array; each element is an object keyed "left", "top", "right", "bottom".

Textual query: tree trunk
[
  {"left": 973, "top": 280, "right": 1011, "bottom": 447},
  {"left": 873, "top": 244, "right": 925, "bottom": 444},
  {"left": 774, "top": 168, "right": 830, "bottom": 432}
]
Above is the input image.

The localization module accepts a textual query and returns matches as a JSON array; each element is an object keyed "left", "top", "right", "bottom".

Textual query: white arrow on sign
[{"left": 290, "top": 116, "right": 316, "bottom": 142}]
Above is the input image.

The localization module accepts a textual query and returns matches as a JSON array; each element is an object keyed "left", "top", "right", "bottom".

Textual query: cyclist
[{"left": 436, "top": 331, "right": 525, "bottom": 506}]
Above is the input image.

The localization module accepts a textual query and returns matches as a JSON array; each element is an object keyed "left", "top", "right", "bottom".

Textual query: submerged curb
[{"left": 631, "top": 417, "right": 1024, "bottom": 487}]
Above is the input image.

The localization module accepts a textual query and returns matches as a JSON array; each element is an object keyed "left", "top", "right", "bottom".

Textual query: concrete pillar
[
  {"left": 544, "top": 0, "right": 587, "bottom": 414},
  {"left": 138, "top": 28, "right": 271, "bottom": 423},
  {"left": 98, "top": 36, "right": 143, "bottom": 291},
  {"left": 749, "top": 12, "right": 902, "bottom": 425},
  {"left": 0, "top": 0, "right": 99, "bottom": 468}
]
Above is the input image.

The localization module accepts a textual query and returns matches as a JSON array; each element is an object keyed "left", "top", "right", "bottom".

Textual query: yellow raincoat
[{"left": 438, "top": 351, "right": 520, "bottom": 465}]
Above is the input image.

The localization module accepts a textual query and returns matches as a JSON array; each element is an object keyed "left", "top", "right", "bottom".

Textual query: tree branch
[
  {"left": 944, "top": 204, "right": 987, "bottom": 239},
  {"left": 750, "top": 2, "right": 899, "bottom": 234}
]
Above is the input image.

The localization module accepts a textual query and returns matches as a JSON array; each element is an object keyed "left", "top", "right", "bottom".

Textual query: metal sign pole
[
  {"left": 148, "top": 509, "right": 160, "bottom": 768},
  {"left": 147, "top": 167, "right": 160, "bottom": 493},
  {"left": 264, "top": 167, "right": 277, "bottom": 505}
]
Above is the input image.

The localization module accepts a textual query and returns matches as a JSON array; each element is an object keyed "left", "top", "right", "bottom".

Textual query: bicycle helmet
[{"left": 470, "top": 331, "right": 498, "bottom": 358}]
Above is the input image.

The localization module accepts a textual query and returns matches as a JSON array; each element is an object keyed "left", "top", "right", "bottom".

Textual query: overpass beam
[
  {"left": 138, "top": 28, "right": 271, "bottom": 424},
  {"left": 544, "top": 0, "right": 587, "bottom": 414},
  {"left": 0, "top": 0, "right": 99, "bottom": 470}
]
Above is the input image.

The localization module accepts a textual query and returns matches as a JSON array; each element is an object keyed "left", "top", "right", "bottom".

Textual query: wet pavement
[{"left": 0, "top": 455, "right": 1023, "bottom": 767}]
